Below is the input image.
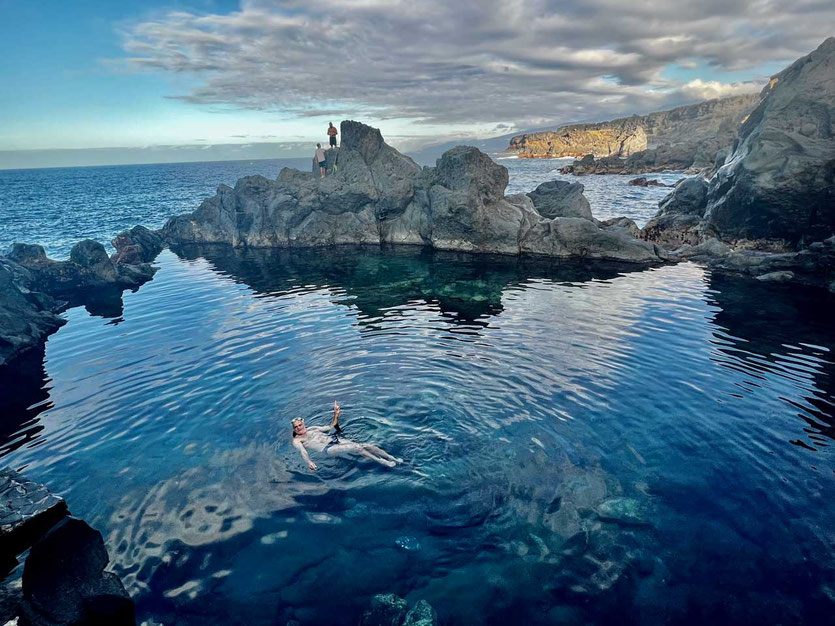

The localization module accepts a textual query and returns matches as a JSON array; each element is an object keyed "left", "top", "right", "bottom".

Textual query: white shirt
[{"left": 315, "top": 148, "right": 327, "bottom": 163}]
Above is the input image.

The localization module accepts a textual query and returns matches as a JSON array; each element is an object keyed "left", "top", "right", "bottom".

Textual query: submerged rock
[
  {"left": 360, "top": 593, "right": 408, "bottom": 626},
  {"left": 596, "top": 498, "right": 650, "bottom": 527},
  {"left": 403, "top": 600, "right": 438, "bottom": 626},
  {"left": 161, "top": 121, "right": 665, "bottom": 264}
]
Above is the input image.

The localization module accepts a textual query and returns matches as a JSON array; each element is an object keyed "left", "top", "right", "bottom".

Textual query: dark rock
[
  {"left": 360, "top": 593, "right": 407, "bottom": 626},
  {"left": 111, "top": 226, "right": 164, "bottom": 265},
  {"left": 705, "top": 37, "right": 835, "bottom": 246},
  {"left": 528, "top": 180, "right": 593, "bottom": 220},
  {"left": 0, "top": 469, "right": 68, "bottom": 574},
  {"left": 0, "top": 239, "right": 157, "bottom": 365},
  {"left": 162, "top": 121, "right": 665, "bottom": 264},
  {"left": 628, "top": 177, "right": 668, "bottom": 187},
  {"left": 641, "top": 177, "right": 712, "bottom": 246},
  {"left": 21, "top": 517, "right": 134, "bottom": 626},
  {"left": 69, "top": 240, "right": 118, "bottom": 283}
]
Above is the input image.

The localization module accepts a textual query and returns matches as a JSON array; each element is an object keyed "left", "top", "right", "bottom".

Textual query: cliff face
[{"left": 508, "top": 94, "right": 760, "bottom": 169}]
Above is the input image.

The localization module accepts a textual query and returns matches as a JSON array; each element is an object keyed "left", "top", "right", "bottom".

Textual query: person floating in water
[
  {"left": 314, "top": 143, "right": 327, "bottom": 178},
  {"left": 327, "top": 122, "right": 338, "bottom": 149},
  {"left": 292, "top": 402, "right": 400, "bottom": 470}
]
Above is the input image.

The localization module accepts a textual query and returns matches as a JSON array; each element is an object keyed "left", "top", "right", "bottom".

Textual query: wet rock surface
[{"left": 161, "top": 121, "right": 664, "bottom": 264}]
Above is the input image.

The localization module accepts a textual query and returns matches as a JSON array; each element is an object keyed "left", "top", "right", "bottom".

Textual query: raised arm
[
  {"left": 293, "top": 439, "right": 317, "bottom": 471},
  {"left": 332, "top": 401, "right": 342, "bottom": 432}
]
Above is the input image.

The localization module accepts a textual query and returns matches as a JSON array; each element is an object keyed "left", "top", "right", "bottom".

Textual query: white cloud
[{"left": 113, "top": 0, "right": 834, "bottom": 130}]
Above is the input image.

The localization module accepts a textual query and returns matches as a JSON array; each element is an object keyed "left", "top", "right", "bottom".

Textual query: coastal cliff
[
  {"left": 162, "top": 121, "right": 665, "bottom": 263},
  {"left": 641, "top": 37, "right": 835, "bottom": 290},
  {"left": 510, "top": 94, "right": 759, "bottom": 173}
]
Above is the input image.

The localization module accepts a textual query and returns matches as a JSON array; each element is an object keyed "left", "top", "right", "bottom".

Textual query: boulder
[
  {"left": 628, "top": 177, "right": 668, "bottom": 187},
  {"left": 21, "top": 518, "right": 134, "bottom": 626},
  {"left": 112, "top": 226, "right": 164, "bottom": 265},
  {"left": 705, "top": 37, "right": 835, "bottom": 246},
  {"left": 360, "top": 593, "right": 408, "bottom": 626},
  {"left": 162, "top": 121, "right": 664, "bottom": 265},
  {"left": 528, "top": 180, "right": 593, "bottom": 220}
]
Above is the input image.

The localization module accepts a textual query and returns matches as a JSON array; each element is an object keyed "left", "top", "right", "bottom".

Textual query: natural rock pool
[{"left": 1, "top": 159, "right": 833, "bottom": 624}]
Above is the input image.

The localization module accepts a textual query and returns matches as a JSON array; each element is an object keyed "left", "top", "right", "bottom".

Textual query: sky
[{"left": 0, "top": 0, "right": 832, "bottom": 169}]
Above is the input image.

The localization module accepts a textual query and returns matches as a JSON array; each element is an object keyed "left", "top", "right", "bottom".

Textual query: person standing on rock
[
  {"left": 327, "top": 122, "right": 338, "bottom": 149},
  {"left": 315, "top": 143, "right": 327, "bottom": 178},
  {"left": 291, "top": 402, "right": 401, "bottom": 470}
]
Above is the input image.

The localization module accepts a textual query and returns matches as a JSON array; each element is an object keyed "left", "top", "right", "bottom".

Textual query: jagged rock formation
[
  {"left": 0, "top": 230, "right": 160, "bottom": 366},
  {"left": 508, "top": 94, "right": 759, "bottom": 173},
  {"left": 706, "top": 36, "right": 835, "bottom": 246},
  {"left": 641, "top": 38, "right": 835, "bottom": 290},
  {"left": 162, "top": 121, "right": 664, "bottom": 264}
]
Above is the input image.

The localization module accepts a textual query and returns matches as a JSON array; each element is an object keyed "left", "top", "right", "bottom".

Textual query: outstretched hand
[
  {"left": 308, "top": 461, "right": 318, "bottom": 471},
  {"left": 333, "top": 401, "right": 341, "bottom": 428}
]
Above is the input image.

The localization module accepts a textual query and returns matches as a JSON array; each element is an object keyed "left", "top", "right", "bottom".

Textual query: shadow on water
[{"left": 1, "top": 245, "right": 833, "bottom": 625}]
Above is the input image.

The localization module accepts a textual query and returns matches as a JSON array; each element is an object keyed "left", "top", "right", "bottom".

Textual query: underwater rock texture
[{"left": 162, "top": 121, "right": 663, "bottom": 264}]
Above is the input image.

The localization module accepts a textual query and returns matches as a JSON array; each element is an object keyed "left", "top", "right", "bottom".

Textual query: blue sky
[{"left": 1, "top": 0, "right": 832, "bottom": 168}]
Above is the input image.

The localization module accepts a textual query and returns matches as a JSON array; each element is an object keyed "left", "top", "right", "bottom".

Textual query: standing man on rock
[
  {"left": 315, "top": 143, "right": 327, "bottom": 178},
  {"left": 327, "top": 122, "right": 338, "bottom": 149}
]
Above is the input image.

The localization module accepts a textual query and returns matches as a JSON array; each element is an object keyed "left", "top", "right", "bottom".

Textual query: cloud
[{"left": 115, "top": 0, "right": 834, "bottom": 129}]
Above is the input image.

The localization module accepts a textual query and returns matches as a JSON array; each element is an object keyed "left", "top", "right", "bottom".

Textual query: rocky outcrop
[
  {"left": 705, "top": 37, "right": 835, "bottom": 247},
  {"left": 0, "top": 237, "right": 158, "bottom": 366},
  {"left": 509, "top": 94, "right": 759, "bottom": 172},
  {"left": 628, "top": 177, "right": 670, "bottom": 187},
  {"left": 638, "top": 38, "right": 835, "bottom": 290},
  {"left": 163, "top": 121, "right": 664, "bottom": 265},
  {"left": 527, "top": 180, "right": 593, "bottom": 220}
]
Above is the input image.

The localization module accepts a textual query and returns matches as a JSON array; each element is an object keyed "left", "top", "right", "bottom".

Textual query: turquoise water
[{"left": 1, "top": 160, "right": 833, "bottom": 624}]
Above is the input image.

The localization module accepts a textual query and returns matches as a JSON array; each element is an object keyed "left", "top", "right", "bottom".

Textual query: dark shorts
[
  {"left": 318, "top": 161, "right": 326, "bottom": 168},
  {"left": 329, "top": 136, "right": 337, "bottom": 146}
]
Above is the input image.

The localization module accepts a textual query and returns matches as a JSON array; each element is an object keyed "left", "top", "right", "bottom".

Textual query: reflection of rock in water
[
  {"left": 172, "top": 244, "right": 645, "bottom": 326},
  {"left": 708, "top": 273, "right": 835, "bottom": 449},
  {"left": 106, "top": 443, "right": 328, "bottom": 595}
]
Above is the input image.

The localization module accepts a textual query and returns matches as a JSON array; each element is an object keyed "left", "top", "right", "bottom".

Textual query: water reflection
[{"left": 0, "top": 246, "right": 832, "bottom": 625}]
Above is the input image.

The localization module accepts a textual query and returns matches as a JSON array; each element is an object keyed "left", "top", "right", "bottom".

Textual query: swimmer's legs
[
  {"left": 362, "top": 444, "right": 402, "bottom": 464},
  {"left": 326, "top": 442, "right": 395, "bottom": 467}
]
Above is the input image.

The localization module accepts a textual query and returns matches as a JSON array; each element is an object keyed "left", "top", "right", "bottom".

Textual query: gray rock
[
  {"left": 360, "top": 593, "right": 408, "bottom": 626},
  {"left": 756, "top": 271, "right": 795, "bottom": 282},
  {"left": 600, "top": 217, "right": 640, "bottom": 237},
  {"left": 528, "top": 180, "right": 593, "bottom": 220},
  {"left": 162, "top": 121, "right": 664, "bottom": 265},
  {"left": 403, "top": 600, "right": 438, "bottom": 626},
  {"left": 705, "top": 37, "right": 835, "bottom": 246},
  {"left": 21, "top": 517, "right": 134, "bottom": 626}
]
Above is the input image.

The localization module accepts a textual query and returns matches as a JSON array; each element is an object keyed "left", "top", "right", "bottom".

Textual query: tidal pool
[{"left": 2, "top": 244, "right": 834, "bottom": 624}]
